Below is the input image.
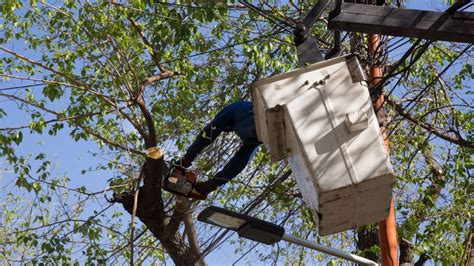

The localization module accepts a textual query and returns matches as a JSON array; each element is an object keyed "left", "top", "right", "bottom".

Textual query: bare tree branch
[
  {"left": 0, "top": 74, "right": 81, "bottom": 89},
  {"left": 0, "top": 92, "right": 145, "bottom": 155},
  {"left": 134, "top": 71, "right": 174, "bottom": 148},
  {"left": 0, "top": 106, "right": 127, "bottom": 131},
  {"left": 78, "top": 125, "right": 145, "bottom": 156},
  {"left": 386, "top": 97, "right": 474, "bottom": 148},
  {"left": 183, "top": 207, "right": 204, "bottom": 265},
  {"left": 140, "top": 72, "right": 175, "bottom": 89},
  {"left": 162, "top": 196, "right": 192, "bottom": 240},
  {"left": 0, "top": 46, "right": 94, "bottom": 93}
]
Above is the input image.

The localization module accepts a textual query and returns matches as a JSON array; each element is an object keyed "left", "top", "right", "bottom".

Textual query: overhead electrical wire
[
  {"left": 0, "top": 83, "right": 46, "bottom": 91},
  {"left": 384, "top": 44, "right": 472, "bottom": 139},
  {"left": 231, "top": 204, "right": 304, "bottom": 265},
  {"left": 239, "top": 0, "right": 295, "bottom": 34},
  {"left": 200, "top": 170, "right": 292, "bottom": 258},
  {"left": 154, "top": 1, "right": 247, "bottom": 10}
]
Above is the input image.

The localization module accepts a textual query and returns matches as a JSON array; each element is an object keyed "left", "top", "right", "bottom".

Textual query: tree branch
[
  {"left": 78, "top": 125, "right": 144, "bottom": 156},
  {"left": 0, "top": 46, "right": 95, "bottom": 93},
  {"left": 0, "top": 74, "right": 81, "bottom": 89},
  {"left": 1, "top": 44, "right": 152, "bottom": 141},
  {"left": 113, "top": 105, "right": 150, "bottom": 142},
  {"left": 128, "top": 17, "right": 168, "bottom": 73},
  {"left": 0, "top": 92, "right": 145, "bottom": 155},
  {"left": 0, "top": 92, "right": 60, "bottom": 115},
  {"left": 0, "top": 46, "right": 145, "bottom": 135},
  {"left": 135, "top": 71, "right": 174, "bottom": 148},
  {"left": 135, "top": 97, "right": 156, "bottom": 149},
  {"left": 41, "top": 1, "right": 136, "bottom": 96},
  {"left": 162, "top": 196, "right": 191, "bottom": 240},
  {"left": 386, "top": 97, "right": 474, "bottom": 148},
  {"left": 0, "top": 106, "right": 126, "bottom": 131},
  {"left": 126, "top": 17, "right": 178, "bottom": 148},
  {"left": 140, "top": 71, "right": 175, "bottom": 89},
  {"left": 183, "top": 207, "right": 204, "bottom": 265}
]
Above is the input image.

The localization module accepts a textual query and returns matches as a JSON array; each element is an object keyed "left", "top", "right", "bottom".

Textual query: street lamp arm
[{"left": 282, "top": 234, "right": 378, "bottom": 266}]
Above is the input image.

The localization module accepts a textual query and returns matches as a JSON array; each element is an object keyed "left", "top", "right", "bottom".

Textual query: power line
[
  {"left": 240, "top": 0, "right": 295, "bottom": 34},
  {"left": 386, "top": 37, "right": 410, "bottom": 54},
  {"left": 385, "top": 44, "right": 472, "bottom": 140},
  {"left": 159, "top": 31, "right": 283, "bottom": 66},
  {"left": 154, "top": 1, "right": 246, "bottom": 10},
  {"left": 372, "top": 39, "right": 432, "bottom": 115},
  {"left": 231, "top": 204, "right": 303, "bottom": 265},
  {"left": 0, "top": 83, "right": 46, "bottom": 91},
  {"left": 370, "top": 39, "right": 425, "bottom": 97},
  {"left": 200, "top": 170, "right": 292, "bottom": 257}
]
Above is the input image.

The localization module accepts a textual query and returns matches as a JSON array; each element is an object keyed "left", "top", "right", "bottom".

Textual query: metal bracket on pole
[
  {"left": 294, "top": 0, "right": 331, "bottom": 66},
  {"left": 302, "top": 0, "right": 331, "bottom": 29},
  {"left": 294, "top": 24, "right": 324, "bottom": 67}
]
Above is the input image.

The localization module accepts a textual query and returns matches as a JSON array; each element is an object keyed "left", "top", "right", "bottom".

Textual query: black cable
[
  {"left": 384, "top": 44, "right": 472, "bottom": 140},
  {"left": 154, "top": 1, "right": 247, "bottom": 10},
  {"left": 157, "top": 31, "right": 283, "bottom": 66},
  {"left": 370, "top": 39, "right": 425, "bottom": 97},
  {"left": 0, "top": 83, "right": 46, "bottom": 91},
  {"left": 240, "top": 1, "right": 295, "bottom": 34},
  {"left": 458, "top": 2, "right": 473, "bottom": 11},
  {"left": 374, "top": 40, "right": 432, "bottom": 111},
  {"left": 200, "top": 170, "right": 292, "bottom": 257},
  {"left": 231, "top": 204, "right": 303, "bottom": 265},
  {"left": 241, "top": 0, "right": 295, "bottom": 29},
  {"left": 386, "top": 37, "right": 410, "bottom": 54},
  {"left": 372, "top": 0, "right": 470, "bottom": 99}
]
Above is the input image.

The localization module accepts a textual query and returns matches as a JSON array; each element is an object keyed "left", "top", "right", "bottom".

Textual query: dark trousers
[{"left": 184, "top": 106, "right": 260, "bottom": 186}]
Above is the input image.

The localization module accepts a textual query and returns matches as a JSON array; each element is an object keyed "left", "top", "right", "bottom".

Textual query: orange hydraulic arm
[{"left": 368, "top": 33, "right": 399, "bottom": 266}]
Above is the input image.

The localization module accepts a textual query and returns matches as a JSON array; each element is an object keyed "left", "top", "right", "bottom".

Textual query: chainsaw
[{"left": 163, "top": 161, "right": 198, "bottom": 198}]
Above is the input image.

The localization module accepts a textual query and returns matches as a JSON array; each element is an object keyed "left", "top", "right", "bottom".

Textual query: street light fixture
[
  {"left": 198, "top": 206, "right": 284, "bottom": 245},
  {"left": 198, "top": 206, "right": 378, "bottom": 266}
]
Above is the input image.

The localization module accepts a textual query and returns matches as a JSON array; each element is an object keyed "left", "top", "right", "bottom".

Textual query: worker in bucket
[{"left": 174, "top": 101, "right": 261, "bottom": 199}]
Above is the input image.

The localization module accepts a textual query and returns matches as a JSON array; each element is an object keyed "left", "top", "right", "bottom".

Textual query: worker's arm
[{"left": 183, "top": 106, "right": 232, "bottom": 164}]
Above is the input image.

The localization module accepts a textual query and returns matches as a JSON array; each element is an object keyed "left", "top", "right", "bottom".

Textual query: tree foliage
[{"left": 0, "top": 0, "right": 472, "bottom": 265}]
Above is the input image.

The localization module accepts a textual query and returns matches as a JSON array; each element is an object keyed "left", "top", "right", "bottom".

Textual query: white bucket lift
[{"left": 252, "top": 55, "right": 394, "bottom": 236}]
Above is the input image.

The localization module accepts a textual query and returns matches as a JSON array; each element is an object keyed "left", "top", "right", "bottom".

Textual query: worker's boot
[{"left": 192, "top": 179, "right": 219, "bottom": 198}]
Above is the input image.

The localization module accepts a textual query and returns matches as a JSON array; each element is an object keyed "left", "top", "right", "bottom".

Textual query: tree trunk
[
  {"left": 114, "top": 157, "right": 203, "bottom": 265},
  {"left": 462, "top": 219, "right": 474, "bottom": 266},
  {"left": 399, "top": 238, "right": 414, "bottom": 266},
  {"left": 356, "top": 225, "right": 380, "bottom": 263},
  {"left": 414, "top": 253, "right": 430, "bottom": 266}
]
